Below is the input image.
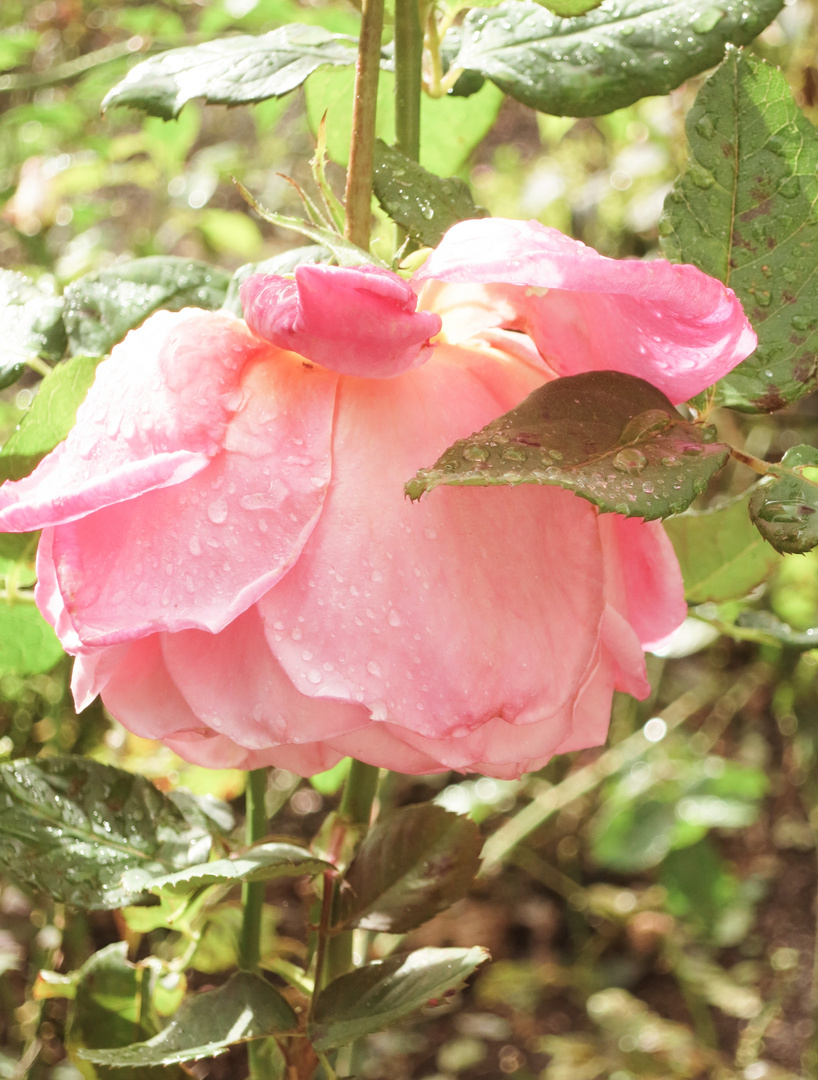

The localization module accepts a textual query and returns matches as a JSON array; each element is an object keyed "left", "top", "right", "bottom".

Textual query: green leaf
[
  {"left": 0, "top": 270, "right": 67, "bottom": 389},
  {"left": 333, "top": 804, "right": 481, "bottom": 933},
  {"left": 660, "top": 49, "right": 818, "bottom": 411},
  {"left": 449, "top": 0, "right": 782, "bottom": 118},
  {"left": 372, "top": 140, "right": 489, "bottom": 247},
  {"left": 141, "top": 841, "right": 333, "bottom": 896},
  {"left": 406, "top": 370, "right": 729, "bottom": 521},
  {"left": 78, "top": 972, "right": 298, "bottom": 1066},
  {"left": 0, "top": 354, "right": 100, "bottom": 485},
  {"left": 537, "top": 0, "right": 602, "bottom": 13},
  {"left": 305, "top": 67, "right": 503, "bottom": 177},
  {"left": 102, "top": 26, "right": 359, "bottom": 120},
  {"left": 309, "top": 947, "right": 490, "bottom": 1051},
  {"left": 63, "top": 258, "right": 230, "bottom": 357},
  {"left": 0, "top": 758, "right": 213, "bottom": 909},
  {"left": 749, "top": 446, "right": 818, "bottom": 554},
  {"left": 0, "top": 604, "right": 65, "bottom": 676},
  {"left": 68, "top": 943, "right": 185, "bottom": 1080},
  {"left": 663, "top": 491, "right": 782, "bottom": 603}
]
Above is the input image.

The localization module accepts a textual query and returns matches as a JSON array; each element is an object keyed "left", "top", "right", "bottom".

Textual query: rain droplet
[
  {"left": 207, "top": 497, "right": 228, "bottom": 524},
  {"left": 463, "top": 445, "right": 490, "bottom": 462},
  {"left": 612, "top": 448, "right": 648, "bottom": 475}
]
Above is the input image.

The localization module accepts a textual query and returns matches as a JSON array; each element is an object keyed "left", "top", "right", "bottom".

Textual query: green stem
[
  {"left": 395, "top": 0, "right": 423, "bottom": 161},
  {"left": 322, "top": 761, "right": 380, "bottom": 989},
  {"left": 238, "top": 768, "right": 268, "bottom": 971},
  {"left": 344, "top": 0, "right": 385, "bottom": 249}
]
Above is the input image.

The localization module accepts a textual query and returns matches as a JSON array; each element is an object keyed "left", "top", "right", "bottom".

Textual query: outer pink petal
[
  {"left": 161, "top": 606, "right": 371, "bottom": 748},
  {"left": 241, "top": 264, "right": 441, "bottom": 378},
  {"left": 414, "top": 218, "right": 757, "bottom": 404},
  {"left": 600, "top": 515, "right": 687, "bottom": 651},
  {"left": 44, "top": 347, "right": 338, "bottom": 645},
  {"left": 0, "top": 310, "right": 270, "bottom": 532},
  {"left": 259, "top": 341, "right": 607, "bottom": 740}
]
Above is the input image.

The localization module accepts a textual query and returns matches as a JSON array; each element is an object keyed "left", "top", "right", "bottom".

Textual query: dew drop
[
  {"left": 612, "top": 448, "right": 648, "bottom": 475},
  {"left": 207, "top": 497, "right": 228, "bottom": 524}
]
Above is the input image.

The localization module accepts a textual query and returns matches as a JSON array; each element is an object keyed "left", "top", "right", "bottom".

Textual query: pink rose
[{"left": 0, "top": 220, "right": 755, "bottom": 778}]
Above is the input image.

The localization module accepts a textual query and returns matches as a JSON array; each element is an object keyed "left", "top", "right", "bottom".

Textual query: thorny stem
[{"left": 343, "top": 0, "right": 385, "bottom": 249}]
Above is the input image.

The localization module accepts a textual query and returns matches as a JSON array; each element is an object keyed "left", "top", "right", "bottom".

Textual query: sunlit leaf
[
  {"left": 0, "top": 354, "right": 100, "bottom": 485},
  {"left": 373, "top": 140, "right": 489, "bottom": 247},
  {"left": 63, "top": 258, "right": 230, "bottom": 357},
  {"left": 0, "top": 758, "right": 213, "bottom": 909},
  {"left": 309, "top": 947, "right": 490, "bottom": 1051},
  {"left": 102, "top": 26, "right": 359, "bottom": 120},
  {"left": 0, "top": 604, "right": 64, "bottom": 676},
  {"left": 78, "top": 972, "right": 298, "bottom": 1066},
  {"left": 139, "top": 841, "right": 332, "bottom": 896},
  {"left": 661, "top": 49, "right": 818, "bottom": 411},
  {"left": 406, "top": 371, "right": 729, "bottom": 521},
  {"left": 664, "top": 491, "right": 782, "bottom": 603},
  {"left": 448, "top": 0, "right": 782, "bottom": 118},
  {"left": 333, "top": 804, "right": 481, "bottom": 933}
]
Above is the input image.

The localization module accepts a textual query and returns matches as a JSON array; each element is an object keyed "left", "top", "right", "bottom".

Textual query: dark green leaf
[
  {"left": 749, "top": 446, "right": 818, "bottom": 554},
  {"left": 63, "top": 258, "right": 230, "bottom": 357},
  {"left": 660, "top": 49, "right": 818, "bottom": 411},
  {"left": 68, "top": 943, "right": 184, "bottom": 1080},
  {"left": 102, "top": 26, "right": 359, "bottom": 120},
  {"left": 372, "top": 140, "right": 489, "bottom": 247},
  {"left": 734, "top": 610, "right": 818, "bottom": 649},
  {"left": 663, "top": 491, "right": 782, "bottom": 603},
  {"left": 0, "top": 604, "right": 64, "bottom": 676},
  {"left": 406, "top": 371, "right": 729, "bottom": 521},
  {"left": 166, "top": 789, "right": 235, "bottom": 837},
  {"left": 222, "top": 246, "right": 331, "bottom": 316},
  {"left": 0, "top": 354, "right": 100, "bottom": 485},
  {"left": 142, "top": 842, "right": 333, "bottom": 896},
  {"left": 78, "top": 972, "right": 298, "bottom": 1066},
  {"left": 0, "top": 270, "right": 66, "bottom": 388},
  {"left": 449, "top": 0, "right": 782, "bottom": 118},
  {"left": 333, "top": 804, "right": 481, "bottom": 933},
  {"left": 0, "top": 757, "right": 212, "bottom": 909},
  {"left": 310, "top": 947, "right": 490, "bottom": 1051}
]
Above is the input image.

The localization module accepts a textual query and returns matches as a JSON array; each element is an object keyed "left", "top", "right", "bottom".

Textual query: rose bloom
[{"left": 0, "top": 220, "right": 755, "bottom": 778}]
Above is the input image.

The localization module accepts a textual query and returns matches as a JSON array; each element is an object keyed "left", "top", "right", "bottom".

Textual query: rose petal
[
  {"left": 161, "top": 606, "right": 371, "bottom": 748},
  {"left": 45, "top": 345, "right": 338, "bottom": 644},
  {"left": 600, "top": 515, "right": 687, "bottom": 651},
  {"left": 241, "top": 264, "right": 442, "bottom": 378},
  {"left": 0, "top": 310, "right": 271, "bottom": 532},
  {"left": 260, "top": 342, "right": 607, "bottom": 738},
  {"left": 415, "top": 218, "right": 757, "bottom": 404}
]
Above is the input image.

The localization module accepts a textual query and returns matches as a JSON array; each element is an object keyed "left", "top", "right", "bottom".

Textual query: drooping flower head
[{"left": 0, "top": 220, "right": 755, "bottom": 777}]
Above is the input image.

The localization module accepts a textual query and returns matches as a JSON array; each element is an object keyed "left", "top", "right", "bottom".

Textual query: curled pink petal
[
  {"left": 415, "top": 218, "right": 756, "bottom": 404},
  {"left": 241, "top": 263, "right": 442, "bottom": 378}
]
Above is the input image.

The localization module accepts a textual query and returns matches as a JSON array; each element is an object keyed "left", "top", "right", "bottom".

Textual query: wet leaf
[
  {"left": 749, "top": 446, "right": 818, "bottom": 554},
  {"left": 78, "top": 972, "right": 297, "bottom": 1066},
  {"left": 733, "top": 610, "right": 818, "bottom": 649},
  {"left": 102, "top": 26, "right": 359, "bottom": 119},
  {"left": 660, "top": 49, "right": 818, "bottom": 411},
  {"left": 406, "top": 371, "right": 729, "bottom": 521},
  {"left": 333, "top": 803, "right": 481, "bottom": 933},
  {"left": 0, "top": 270, "right": 66, "bottom": 389},
  {"left": 372, "top": 140, "right": 489, "bottom": 247},
  {"left": 309, "top": 947, "right": 490, "bottom": 1051},
  {"left": 63, "top": 258, "right": 230, "bottom": 357},
  {"left": 0, "top": 604, "right": 65, "bottom": 676},
  {"left": 448, "top": 0, "right": 782, "bottom": 118},
  {"left": 139, "top": 842, "right": 332, "bottom": 896},
  {"left": 0, "top": 354, "right": 100, "bottom": 485},
  {"left": 663, "top": 491, "right": 782, "bottom": 603},
  {"left": 0, "top": 758, "right": 213, "bottom": 909}
]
